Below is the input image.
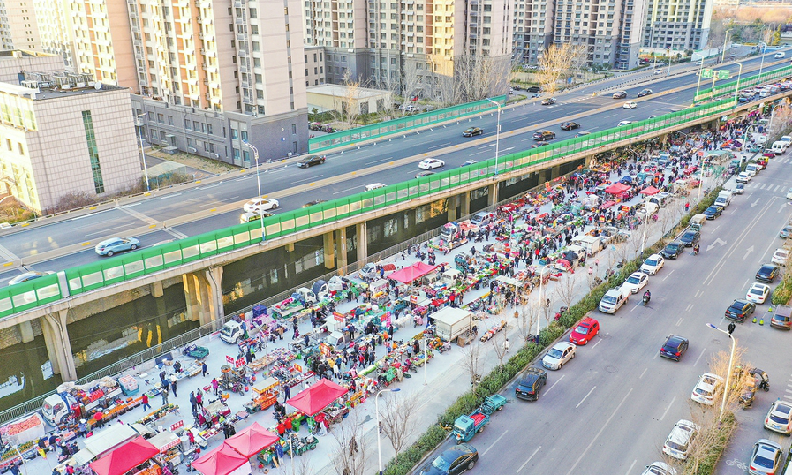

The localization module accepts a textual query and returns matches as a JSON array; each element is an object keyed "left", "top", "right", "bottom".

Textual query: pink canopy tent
[
  {"left": 604, "top": 183, "right": 630, "bottom": 195},
  {"left": 388, "top": 262, "right": 438, "bottom": 284},
  {"left": 286, "top": 378, "right": 348, "bottom": 416},
  {"left": 89, "top": 436, "right": 159, "bottom": 475},
  {"left": 640, "top": 185, "right": 660, "bottom": 195},
  {"left": 224, "top": 422, "right": 280, "bottom": 458},
  {"left": 192, "top": 444, "right": 249, "bottom": 475},
  {"left": 601, "top": 200, "right": 617, "bottom": 208}
]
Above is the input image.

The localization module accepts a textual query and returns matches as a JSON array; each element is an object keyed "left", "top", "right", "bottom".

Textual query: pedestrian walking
[
  {"left": 170, "top": 378, "right": 178, "bottom": 397},
  {"left": 201, "top": 361, "right": 208, "bottom": 377},
  {"left": 190, "top": 391, "right": 197, "bottom": 414},
  {"left": 284, "top": 384, "right": 291, "bottom": 401},
  {"left": 160, "top": 387, "right": 169, "bottom": 406},
  {"left": 196, "top": 390, "right": 203, "bottom": 408},
  {"left": 141, "top": 393, "right": 151, "bottom": 411},
  {"left": 212, "top": 378, "right": 219, "bottom": 396}
]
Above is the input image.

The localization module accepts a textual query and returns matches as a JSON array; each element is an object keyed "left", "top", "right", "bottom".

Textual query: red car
[{"left": 569, "top": 317, "right": 600, "bottom": 345}]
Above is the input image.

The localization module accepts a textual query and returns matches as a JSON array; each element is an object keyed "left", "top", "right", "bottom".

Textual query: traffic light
[{"left": 727, "top": 322, "right": 736, "bottom": 336}]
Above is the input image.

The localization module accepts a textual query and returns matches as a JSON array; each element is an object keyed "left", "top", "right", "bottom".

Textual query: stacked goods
[{"left": 1, "top": 413, "right": 45, "bottom": 445}]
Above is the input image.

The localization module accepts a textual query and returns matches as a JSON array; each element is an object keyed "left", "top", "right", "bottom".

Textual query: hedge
[
  {"left": 682, "top": 411, "right": 737, "bottom": 475},
  {"left": 382, "top": 187, "right": 723, "bottom": 475}
]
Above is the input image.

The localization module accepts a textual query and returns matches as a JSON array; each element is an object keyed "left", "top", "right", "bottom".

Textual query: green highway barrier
[
  {"left": 694, "top": 64, "right": 792, "bottom": 102},
  {"left": 0, "top": 97, "right": 738, "bottom": 319}
]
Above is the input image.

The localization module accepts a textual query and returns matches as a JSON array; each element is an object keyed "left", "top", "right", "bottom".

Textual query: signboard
[
  {"left": 717, "top": 70, "right": 730, "bottom": 79},
  {"left": 700, "top": 69, "right": 713, "bottom": 78}
]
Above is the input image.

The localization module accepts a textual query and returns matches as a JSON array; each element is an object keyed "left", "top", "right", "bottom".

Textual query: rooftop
[{"left": 306, "top": 83, "right": 391, "bottom": 99}]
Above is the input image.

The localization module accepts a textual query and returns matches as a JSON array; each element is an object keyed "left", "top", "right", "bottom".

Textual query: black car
[
  {"left": 561, "top": 122, "right": 580, "bottom": 131},
  {"left": 725, "top": 299, "right": 756, "bottom": 322},
  {"left": 660, "top": 335, "right": 689, "bottom": 362},
  {"left": 540, "top": 98, "right": 556, "bottom": 106},
  {"left": 297, "top": 155, "right": 325, "bottom": 168},
  {"left": 756, "top": 264, "right": 779, "bottom": 283},
  {"left": 515, "top": 367, "right": 547, "bottom": 401},
  {"left": 532, "top": 141, "right": 550, "bottom": 148},
  {"left": 462, "top": 127, "right": 483, "bottom": 137},
  {"left": 303, "top": 199, "right": 327, "bottom": 207},
  {"left": 637, "top": 88, "right": 653, "bottom": 97},
  {"left": 704, "top": 206, "right": 722, "bottom": 220},
  {"left": 532, "top": 130, "right": 555, "bottom": 141},
  {"left": 526, "top": 86, "right": 541, "bottom": 93},
  {"left": 613, "top": 91, "right": 627, "bottom": 99},
  {"left": 418, "top": 443, "right": 479, "bottom": 475},
  {"left": 415, "top": 171, "right": 435, "bottom": 178},
  {"left": 660, "top": 242, "right": 684, "bottom": 259},
  {"left": 679, "top": 230, "right": 700, "bottom": 247}
]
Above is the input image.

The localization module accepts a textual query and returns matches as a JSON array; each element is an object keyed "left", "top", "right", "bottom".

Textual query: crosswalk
[{"left": 739, "top": 182, "right": 790, "bottom": 192}]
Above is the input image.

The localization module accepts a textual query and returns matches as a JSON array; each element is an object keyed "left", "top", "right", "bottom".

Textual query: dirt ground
[{"left": 147, "top": 149, "right": 239, "bottom": 174}]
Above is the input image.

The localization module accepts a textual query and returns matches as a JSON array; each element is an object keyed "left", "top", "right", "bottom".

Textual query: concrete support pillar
[
  {"left": 538, "top": 169, "right": 549, "bottom": 187},
  {"left": 183, "top": 273, "right": 200, "bottom": 322},
  {"left": 550, "top": 165, "right": 561, "bottom": 180},
  {"left": 356, "top": 222, "right": 368, "bottom": 263},
  {"left": 18, "top": 320, "right": 34, "bottom": 343},
  {"left": 205, "top": 267, "right": 224, "bottom": 329},
  {"left": 336, "top": 228, "right": 348, "bottom": 275},
  {"left": 584, "top": 155, "right": 594, "bottom": 168},
  {"left": 41, "top": 310, "right": 77, "bottom": 381},
  {"left": 448, "top": 195, "right": 458, "bottom": 222},
  {"left": 486, "top": 183, "right": 499, "bottom": 207},
  {"left": 323, "top": 231, "right": 336, "bottom": 269},
  {"left": 151, "top": 281, "right": 164, "bottom": 298},
  {"left": 461, "top": 191, "right": 471, "bottom": 218}
]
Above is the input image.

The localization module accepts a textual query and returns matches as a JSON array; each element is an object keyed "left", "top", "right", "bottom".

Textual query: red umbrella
[
  {"left": 640, "top": 186, "right": 660, "bottom": 195},
  {"left": 225, "top": 422, "right": 279, "bottom": 458},
  {"left": 192, "top": 444, "right": 248, "bottom": 475}
]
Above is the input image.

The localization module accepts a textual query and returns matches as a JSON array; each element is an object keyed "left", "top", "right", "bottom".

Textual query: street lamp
[
  {"left": 733, "top": 63, "right": 743, "bottom": 108},
  {"left": 758, "top": 42, "right": 767, "bottom": 82},
  {"left": 706, "top": 323, "right": 737, "bottom": 415},
  {"left": 137, "top": 113, "right": 150, "bottom": 192},
  {"left": 694, "top": 55, "right": 706, "bottom": 102},
  {"left": 243, "top": 141, "right": 266, "bottom": 241},
  {"left": 376, "top": 388, "right": 401, "bottom": 475},
  {"left": 721, "top": 29, "right": 732, "bottom": 63},
  {"left": 485, "top": 98, "right": 502, "bottom": 175}
]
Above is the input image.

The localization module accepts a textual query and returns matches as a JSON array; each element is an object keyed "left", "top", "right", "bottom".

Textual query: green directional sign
[
  {"left": 717, "top": 70, "right": 730, "bottom": 79},
  {"left": 701, "top": 69, "right": 713, "bottom": 78}
]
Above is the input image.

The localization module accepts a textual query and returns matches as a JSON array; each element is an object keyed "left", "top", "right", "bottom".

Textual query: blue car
[
  {"left": 704, "top": 206, "right": 722, "bottom": 220},
  {"left": 94, "top": 237, "right": 140, "bottom": 256}
]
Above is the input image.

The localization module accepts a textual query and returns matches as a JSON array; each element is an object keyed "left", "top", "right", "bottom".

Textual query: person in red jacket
[
  {"left": 276, "top": 421, "right": 286, "bottom": 439},
  {"left": 284, "top": 417, "right": 293, "bottom": 434}
]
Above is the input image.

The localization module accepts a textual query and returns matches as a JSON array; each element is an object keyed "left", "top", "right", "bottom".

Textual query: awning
[
  {"left": 640, "top": 185, "right": 660, "bottom": 195},
  {"left": 193, "top": 444, "right": 249, "bottom": 475},
  {"left": 89, "top": 436, "right": 158, "bottom": 475},
  {"left": 388, "top": 262, "right": 438, "bottom": 284},
  {"left": 224, "top": 422, "right": 279, "bottom": 458},
  {"left": 286, "top": 378, "right": 348, "bottom": 416},
  {"left": 604, "top": 183, "right": 630, "bottom": 194}
]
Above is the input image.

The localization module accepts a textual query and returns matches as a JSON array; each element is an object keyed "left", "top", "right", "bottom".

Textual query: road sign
[
  {"left": 717, "top": 70, "right": 730, "bottom": 79},
  {"left": 701, "top": 69, "right": 713, "bottom": 78}
]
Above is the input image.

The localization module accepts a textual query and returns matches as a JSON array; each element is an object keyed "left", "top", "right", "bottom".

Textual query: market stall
[
  {"left": 71, "top": 423, "right": 139, "bottom": 466},
  {"left": 89, "top": 436, "right": 159, "bottom": 475},
  {"left": 389, "top": 262, "right": 438, "bottom": 285},
  {"left": 148, "top": 431, "right": 182, "bottom": 466},
  {"left": 192, "top": 444, "right": 251, "bottom": 475},
  {"left": 224, "top": 422, "right": 279, "bottom": 457},
  {"left": 286, "top": 379, "right": 348, "bottom": 417}
]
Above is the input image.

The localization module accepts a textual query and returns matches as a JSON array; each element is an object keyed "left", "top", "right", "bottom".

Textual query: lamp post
[
  {"left": 721, "top": 30, "right": 731, "bottom": 63},
  {"left": 485, "top": 98, "right": 502, "bottom": 175},
  {"left": 376, "top": 388, "right": 401, "bottom": 475},
  {"left": 758, "top": 43, "right": 767, "bottom": 82},
  {"left": 732, "top": 63, "right": 743, "bottom": 109},
  {"left": 694, "top": 55, "right": 705, "bottom": 102},
  {"left": 137, "top": 113, "right": 150, "bottom": 192},
  {"left": 706, "top": 323, "right": 737, "bottom": 415},
  {"left": 243, "top": 141, "right": 266, "bottom": 240}
]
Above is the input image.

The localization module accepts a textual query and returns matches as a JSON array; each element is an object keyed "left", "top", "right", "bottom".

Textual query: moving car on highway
[
  {"left": 560, "top": 122, "right": 580, "bottom": 131},
  {"left": 8, "top": 271, "right": 54, "bottom": 286},
  {"left": 540, "top": 97, "right": 556, "bottom": 106},
  {"left": 297, "top": 155, "right": 326, "bottom": 168},
  {"left": 533, "top": 130, "right": 555, "bottom": 141},
  {"left": 637, "top": 88, "right": 653, "bottom": 97},
  {"left": 623, "top": 101, "right": 638, "bottom": 109},
  {"left": 418, "top": 158, "right": 445, "bottom": 170},
  {"left": 244, "top": 198, "right": 279, "bottom": 214},
  {"left": 613, "top": 91, "right": 627, "bottom": 99},
  {"left": 660, "top": 335, "right": 689, "bottom": 362},
  {"left": 618, "top": 120, "right": 633, "bottom": 127},
  {"left": 364, "top": 183, "right": 386, "bottom": 191},
  {"left": 462, "top": 127, "right": 483, "bottom": 137},
  {"left": 95, "top": 237, "right": 140, "bottom": 257}
]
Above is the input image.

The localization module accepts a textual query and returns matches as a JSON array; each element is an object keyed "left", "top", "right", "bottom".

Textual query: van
[
  {"left": 745, "top": 163, "right": 760, "bottom": 176},
  {"left": 772, "top": 140, "right": 788, "bottom": 155},
  {"left": 470, "top": 211, "right": 494, "bottom": 227},
  {"left": 780, "top": 135, "right": 792, "bottom": 144},
  {"left": 772, "top": 305, "right": 792, "bottom": 330},
  {"left": 599, "top": 286, "right": 630, "bottom": 313},
  {"left": 718, "top": 190, "right": 733, "bottom": 204}
]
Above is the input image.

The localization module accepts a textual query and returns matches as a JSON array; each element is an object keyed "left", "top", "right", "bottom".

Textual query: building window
[
  {"left": 5, "top": 139, "right": 10, "bottom": 151},
  {"left": 184, "top": 118, "right": 191, "bottom": 130},
  {"left": 207, "top": 124, "right": 213, "bottom": 135},
  {"left": 193, "top": 120, "right": 199, "bottom": 130},
  {"left": 17, "top": 143, "right": 23, "bottom": 155},
  {"left": 157, "top": 113, "right": 164, "bottom": 124},
  {"left": 241, "top": 130, "right": 248, "bottom": 141},
  {"left": 291, "top": 124, "right": 297, "bottom": 134},
  {"left": 82, "top": 110, "right": 104, "bottom": 194},
  {"left": 231, "top": 128, "right": 238, "bottom": 139}
]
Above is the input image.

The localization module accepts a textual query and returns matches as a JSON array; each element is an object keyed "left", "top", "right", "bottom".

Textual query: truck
[
  {"left": 571, "top": 235, "right": 602, "bottom": 254},
  {"left": 432, "top": 307, "right": 473, "bottom": 343},
  {"left": 220, "top": 320, "right": 245, "bottom": 343},
  {"left": 451, "top": 395, "right": 506, "bottom": 442},
  {"left": 358, "top": 262, "right": 396, "bottom": 281},
  {"left": 41, "top": 380, "right": 124, "bottom": 426},
  {"left": 292, "top": 287, "right": 318, "bottom": 306},
  {"left": 435, "top": 221, "right": 477, "bottom": 250}
]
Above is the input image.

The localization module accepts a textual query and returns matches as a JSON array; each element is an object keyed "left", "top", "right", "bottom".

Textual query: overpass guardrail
[
  {"left": 0, "top": 97, "right": 738, "bottom": 319},
  {"left": 694, "top": 64, "right": 792, "bottom": 102}
]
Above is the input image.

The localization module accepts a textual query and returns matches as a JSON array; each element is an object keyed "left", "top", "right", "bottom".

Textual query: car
[
  {"left": 532, "top": 141, "right": 550, "bottom": 148},
  {"left": 765, "top": 400, "right": 792, "bottom": 434},
  {"left": 737, "top": 171, "right": 752, "bottom": 183},
  {"left": 661, "top": 242, "right": 685, "bottom": 259},
  {"left": 94, "top": 237, "right": 140, "bottom": 257},
  {"left": 756, "top": 264, "right": 779, "bottom": 283},
  {"left": 773, "top": 248, "right": 790, "bottom": 266},
  {"left": 680, "top": 229, "right": 700, "bottom": 247},
  {"left": 239, "top": 211, "right": 273, "bottom": 223},
  {"left": 532, "top": 130, "right": 555, "bottom": 141},
  {"left": 623, "top": 101, "right": 638, "bottom": 109},
  {"left": 8, "top": 271, "right": 54, "bottom": 286},
  {"left": 775, "top": 51, "right": 786, "bottom": 58},
  {"left": 690, "top": 373, "right": 724, "bottom": 405},
  {"left": 575, "top": 131, "right": 591, "bottom": 137},
  {"left": 735, "top": 183, "right": 745, "bottom": 194},
  {"left": 787, "top": 187, "right": 792, "bottom": 200},
  {"left": 640, "top": 253, "right": 665, "bottom": 275},
  {"left": 660, "top": 335, "right": 689, "bottom": 362},
  {"left": 623, "top": 272, "right": 649, "bottom": 293},
  {"left": 415, "top": 171, "right": 435, "bottom": 178},
  {"left": 302, "top": 199, "right": 326, "bottom": 208},
  {"left": 418, "top": 158, "right": 445, "bottom": 170},
  {"left": 462, "top": 127, "right": 483, "bottom": 137},
  {"left": 704, "top": 206, "right": 722, "bottom": 220},
  {"left": 637, "top": 88, "right": 653, "bottom": 97},
  {"left": 515, "top": 367, "right": 547, "bottom": 401},
  {"left": 662, "top": 419, "right": 699, "bottom": 460},
  {"left": 725, "top": 299, "right": 756, "bottom": 322},
  {"left": 244, "top": 198, "right": 280, "bottom": 214},
  {"left": 654, "top": 69, "right": 663, "bottom": 75},
  {"left": 297, "top": 154, "right": 325, "bottom": 168},
  {"left": 599, "top": 286, "right": 630, "bottom": 313},
  {"left": 642, "top": 462, "right": 677, "bottom": 475},
  {"left": 459, "top": 160, "right": 478, "bottom": 167},
  {"left": 613, "top": 91, "right": 627, "bottom": 99},
  {"left": 617, "top": 120, "right": 633, "bottom": 127},
  {"left": 749, "top": 439, "right": 783, "bottom": 475},
  {"left": 540, "top": 97, "right": 556, "bottom": 105},
  {"left": 714, "top": 197, "right": 729, "bottom": 208},
  {"left": 417, "top": 442, "right": 479, "bottom": 475},
  {"left": 364, "top": 183, "right": 386, "bottom": 191},
  {"left": 781, "top": 225, "right": 792, "bottom": 239},
  {"left": 569, "top": 317, "right": 600, "bottom": 345},
  {"left": 560, "top": 121, "right": 580, "bottom": 131},
  {"left": 746, "top": 283, "right": 771, "bottom": 304},
  {"left": 542, "top": 342, "right": 576, "bottom": 370}
]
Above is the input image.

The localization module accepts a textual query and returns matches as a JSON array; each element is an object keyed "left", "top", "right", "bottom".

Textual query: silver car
[{"left": 542, "top": 342, "right": 576, "bottom": 370}]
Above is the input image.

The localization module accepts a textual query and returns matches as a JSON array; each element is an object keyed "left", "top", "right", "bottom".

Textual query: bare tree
[
  {"left": 567, "top": 44, "right": 590, "bottom": 85},
  {"left": 379, "top": 392, "right": 421, "bottom": 455},
  {"left": 460, "top": 343, "right": 482, "bottom": 386},
  {"left": 515, "top": 303, "right": 540, "bottom": 343},
  {"left": 342, "top": 69, "right": 361, "bottom": 128},
  {"left": 554, "top": 273, "right": 577, "bottom": 310},
  {"left": 401, "top": 61, "right": 422, "bottom": 114},
  {"left": 491, "top": 327, "right": 509, "bottom": 370},
  {"left": 331, "top": 411, "right": 369, "bottom": 475}
]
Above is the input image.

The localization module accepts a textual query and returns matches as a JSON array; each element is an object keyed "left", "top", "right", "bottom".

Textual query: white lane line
[
  {"left": 639, "top": 367, "right": 648, "bottom": 379},
  {"left": 675, "top": 318, "right": 683, "bottom": 327},
  {"left": 591, "top": 339, "right": 602, "bottom": 349},
  {"left": 124, "top": 202, "right": 142, "bottom": 208},
  {"left": 160, "top": 192, "right": 182, "bottom": 200},
  {"left": 576, "top": 386, "right": 596, "bottom": 408},
  {"left": 84, "top": 228, "right": 112, "bottom": 238},
  {"left": 196, "top": 183, "right": 221, "bottom": 190},
  {"left": 234, "top": 175, "right": 254, "bottom": 182},
  {"left": 566, "top": 388, "right": 633, "bottom": 475},
  {"left": 658, "top": 396, "right": 676, "bottom": 422},
  {"left": 517, "top": 447, "right": 541, "bottom": 472},
  {"left": 482, "top": 430, "right": 509, "bottom": 456},
  {"left": 333, "top": 185, "right": 362, "bottom": 195},
  {"left": 364, "top": 159, "right": 380, "bottom": 165},
  {"left": 663, "top": 269, "right": 675, "bottom": 281},
  {"left": 543, "top": 374, "right": 565, "bottom": 396},
  {"left": 291, "top": 176, "right": 318, "bottom": 185},
  {"left": 70, "top": 214, "right": 91, "bottom": 221},
  {"left": 685, "top": 304, "right": 693, "bottom": 312},
  {"left": 694, "top": 348, "right": 707, "bottom": 366},
  {"left": 625, "top": 460, "right": 637, "bottom": 475}
]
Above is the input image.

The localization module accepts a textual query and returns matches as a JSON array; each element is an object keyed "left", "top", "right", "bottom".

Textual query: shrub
[{"left": 682, "top": 412, "right": 737, "bottom": 475}]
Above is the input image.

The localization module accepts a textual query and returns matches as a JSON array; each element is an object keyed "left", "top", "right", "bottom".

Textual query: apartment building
[
  {"left": 513, "top": 0, "right": 554, "bottom": 64},
  {"left": 32, "top": 0, "right": 74, "bottom": 69},
  {"left": 0, "top": 0, "right": 41, "bottom": 51},
  {"left": 642, "top": 0, "right": 713, "bottom": 53},
  {"left": 305, "top": 45, "right": 325, "bottom": 87}
]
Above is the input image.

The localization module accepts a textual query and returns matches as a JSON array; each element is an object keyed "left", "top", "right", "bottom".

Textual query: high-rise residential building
[
  {"left": 32, "top": 0, "right": 74, "bottom": 69},
  {"left": 0, "top": 0, "right": 41, "bottom": 51},
  {"left": 642, "top": 0, "right": 713, "bottom": 53},
  {"left": 305, "top": 45, "right": 326, "bottom": 87},
  {"left": 513, "top": 0, "right": 554, "bottom": 64}
]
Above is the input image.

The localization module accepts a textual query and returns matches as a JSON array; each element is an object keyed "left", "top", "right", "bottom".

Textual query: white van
[
  {"left": 772, "top": 141, "right": 789, "bottom": 155},
  {"left": 780, "top": 135, "right": 792, "bottom": 144},
  {"left": 745, "top": 163, "right": 760, "bottom": 176}
]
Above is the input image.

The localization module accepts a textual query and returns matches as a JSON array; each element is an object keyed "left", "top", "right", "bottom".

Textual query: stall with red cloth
[
  {"left": 89, "top": 436, "right": 159, "bottom": 475},
  {"left": 388, "top": 262, "right": 438, "bottom": 284},
  {"left": 224, "top": 423, "right": 279, "bottom": 458},
  {"left": 640, "top": 185, "right": 660, "bottom": 195},
  {"left": 192, "top": 444, "right": 250, "bottom": 475},
  {"left": 286, "top": 378, "right": 348, "bottom": 416},
  {"left": 604, "top": 183, "right": 630, "bottom": 196}
]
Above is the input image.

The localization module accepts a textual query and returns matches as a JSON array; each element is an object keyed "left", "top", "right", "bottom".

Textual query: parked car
[
  {"left": 764, "top": 400, "right": 792, "bottom": 434},
  {"left": 569, "top": 317, "right": 600, "bottom": 345},
  {"left": 418, "top": 443, "right": 479, "bottom": 475},
  {"left": 542, "top": 342, "right": 576, "bottom": 370},
  {"left": 662, "top": 419, "right": 699, "bottom": 460},
  {"left": 749, "top": 439, "right": 783, "bottom": 475},
  {"left": 690, "top": 373, "right": 724, "bottom": 405},
  {"left": 640, "top": 254, "right": 665, "bottom": 275},
  {"left": 746, "top": 283, "right": 771, "bottom": 304},
  {"left": 725, "top": 299, "right": 756, "bottom": 322},
  {"left": 515, "top": 367, "right": 547, "bottom": 401},
  {"left": 660, "top": 242, "right": 685, "bottom": 259}
]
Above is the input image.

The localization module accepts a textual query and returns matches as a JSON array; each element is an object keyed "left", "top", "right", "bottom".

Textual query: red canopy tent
[
  {"left": 89, "top": 436, "right": 159, "bottom": 475},
  {"left": 601, "top": 200, "right": 617, "bottom": 208},
  {"left": 286, "top": 378, "right": 348, "bottom": 416},
  {"left": 604, "top": 183, "right": 630, "bottom": 195},
  {"left": 224, "top": 423, "right": 279, "bottom": 458},
  {"left": 192, "top": 444, "right": 249, "bottom": 475},
  {"left": 640, "top": 185, "right": 660, "bottom": 195},
  {"left": 388, "top": 262, "right": 438, "bottom": 284}
]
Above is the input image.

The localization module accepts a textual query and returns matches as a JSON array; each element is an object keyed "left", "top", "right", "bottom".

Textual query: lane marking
[
  {"left": 675, "top": 318, "right": 683, "bottom": 327},
  {"left": 482, "top": 430, "right": 509, "bottom": 456},
  {"left": 544, "top": 374, "right": 565, "bottom": 396},
  {"left": 662, "top": 269, "right": 675, "bottom": 281},
  {"left": 625, "top": 460, "right": 638, "bottom": 475},
  {"left": 694, "top": 348, "right": 707, "bottom": 366},
  {"left": 566, "top": 388, "right": 633, "bottom": 474},
  {"left": 639, "top": 367, "right": 648, "bottom": 379},
  {"left": 517, "top": 447, "right": 541, "bottom": 473},
  {"left": 591, "top": 339, "right": 602, "bottom": 349},
  {"left": 576, "top": 386, "right": 596, "bottom": 408},
  {"left": 84, "top": 228, "right": 112, "bottom": 238},
  {"left": 685, "top": 304, "right": 693, "bottom": 312},
  {"left": 160, "top": 192, "right": 182, "bottom": 200},
  {"left": 659, "top": 396, "right": 676, "bottom": 422}
]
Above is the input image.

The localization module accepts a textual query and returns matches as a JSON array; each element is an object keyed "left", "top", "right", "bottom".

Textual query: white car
[
  {"left": 736, "top": 172, "right": 752, "bottom": 184},
  {"left": 690, "top": 373, "right": 724, "bottom": 405},
  {"left": 542, "top": 342, "right": 576, "bottom": 370},
  {"left": 243, "top": 198, "right": 279, "bottom": 214},
  {"left": 746, "top": 282, "right": 771, "bottom": 304},
  {"left": 364, "top": 183, "right": 386, "bottom": 191},
  {"left": 775, "top": 51, "right": 786, "bottom": 59},
  {"left": 640, "top": 254, "right": 665, "bottom": 275},
  {"left": 786, "top": 187, "right": 792, "bottom": 200},
  {"left": 642, "top": 462, "right": 677, "bottom": 475},
  {"left": 765, "top": 400, "right": 792, "bottom": 434},
  {"left": 773, "top": 248, "right": 790, "bottom": 266},
  {"left": 623, "top": 101, "right": 638, "bottom": 109},
  {"left": 662, "top": 419, "right": 700, "bottom": 460},
  {"left": 599, "top": 286, "right": 630, "bottom": 313},
  {"left": 622, "top": 272, "right": 649, "bottom": 294},
  {"left": 714, "top": 197, "right": 729, "bottom": 209},
  {"left": 617, "top": 120, "right": 632, "bottom": 126},
  {"left": 418, "top": 158, "right": 445, "bottom": 170}
]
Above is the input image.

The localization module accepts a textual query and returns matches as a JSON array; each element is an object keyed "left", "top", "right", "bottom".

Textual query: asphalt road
[
  {"left": 0, "top": 51, "right": 789, "bottom": 285},
  {"left": 426, "top": 153, "right": 792, "bottom": 475}
]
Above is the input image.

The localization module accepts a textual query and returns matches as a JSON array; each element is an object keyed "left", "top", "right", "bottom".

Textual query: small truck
[{"left": 452, "top": 395, "right": 507, "bottom": 442}]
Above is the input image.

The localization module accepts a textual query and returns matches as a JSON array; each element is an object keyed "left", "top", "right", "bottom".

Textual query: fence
[
  {"left": 0, "top": 97, "right": 739, "bottom": 320},
  {"left": 694, "top": 64, "right": 792, "bottom": 102},
  {"left": 308, "top": 96, "right": 507, "bottom": 153}
]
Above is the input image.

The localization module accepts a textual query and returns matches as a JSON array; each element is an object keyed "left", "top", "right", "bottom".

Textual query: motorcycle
[{"left": 643, "top": 294, "right": 651, "bottom": 305}]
